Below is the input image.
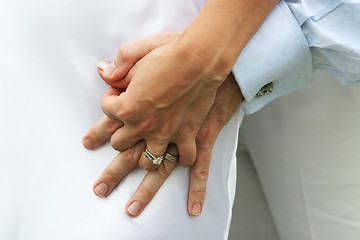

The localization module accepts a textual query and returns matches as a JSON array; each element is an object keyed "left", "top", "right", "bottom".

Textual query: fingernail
[
  {"left": 97, "top": 61, "right": 115, "bottom": 77},
  {"left": 94, "top": 183, "right": 109, "bottom": 197},
  {"left": 192, "top": 203, "right": 202, "bottom": 216},
  {"left": 127, "top": 201, "right": 141, "bottom": 216},
  {"left": 83, "top": 138, "right": 94, "bottom": 150}
]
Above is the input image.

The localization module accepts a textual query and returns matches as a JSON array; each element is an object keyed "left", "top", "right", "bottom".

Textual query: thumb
[{"left": 97, "top": 32, "right": 181, "bottom": 88}]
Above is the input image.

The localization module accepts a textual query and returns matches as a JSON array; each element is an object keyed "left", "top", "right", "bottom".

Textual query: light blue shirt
[{"left": 233, "top": 0, "right": 360, "bottom": 114}]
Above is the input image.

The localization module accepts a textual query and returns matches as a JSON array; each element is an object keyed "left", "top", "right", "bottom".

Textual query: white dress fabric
[{"left": 0, "top": 1, "right": 242, "bottom": 239}]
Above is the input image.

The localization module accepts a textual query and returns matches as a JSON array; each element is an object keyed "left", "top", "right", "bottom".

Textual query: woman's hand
[
  {"left": 83, "top": 73, "right": 242, "bottom": 217},
  {"left": 99, "top": 39, "right": 225, "bottom": 170},
  {"left": 96, "top": 0, "right": 277, "bottom": 169}
]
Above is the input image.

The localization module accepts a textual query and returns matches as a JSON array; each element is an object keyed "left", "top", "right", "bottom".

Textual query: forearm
[{"left": 177, "top": 0, "right": 279, "bottom": 80}]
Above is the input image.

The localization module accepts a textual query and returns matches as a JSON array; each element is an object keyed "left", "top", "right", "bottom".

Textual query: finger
[
  {"left": 97, "top": 61, "right": 133, "bottom": 89},
  {"left": 97, "top": 33, "right": 181, "bottom": 84},
  {"left": 176, "top": 138, "right": 197, "bottom": 167},
  {"left": 138, "top": 141, "right": 168, "bottom": 171},
  {"left": 101, "top": 87, "right": 129, "bottom": 121},
  {"left": 125, "top": 150, "right": 177, "bottom": 217},
  {"left": 93, "top": 141, "right": 145, "bottom": 197},
  {"left": 187, "top": 142, "right": 213, "bottom": 217},
  {"left": 110, "top": 126, "right": 142, "bottom": 152},
  {"left": 82, "top": 116, "right": 123, "bottom": 150}
]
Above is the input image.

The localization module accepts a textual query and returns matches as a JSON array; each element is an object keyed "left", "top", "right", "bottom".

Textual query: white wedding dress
[{"left": 0, "top": 1, "right": 242, "bottom": 239}]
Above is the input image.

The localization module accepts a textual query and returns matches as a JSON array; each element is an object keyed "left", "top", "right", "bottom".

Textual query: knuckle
[
  {"left": 180, "top": 160, "right": 192, "bottom": 167},
  {"left": 180, "top": 158, "right": 196, "bottom": 167},
  {"left": 194, "top": 169, "right": 209, "bottom": 180},
  {"left": 152, "top": 136, "right": 168, "bottom": 146},
  {"left": 156, "top": 165, "right": 172, "bottom": 178},
  {"left": 149, "top": 125, "right": 173, "bottom": 144},
  {"left": 181, "top": 128, "right": 198, "bottom": 139},
  {"left": 138, "top": 187, "right": 154, "bottom": 200},
  {"left": 122, "top": 148, "right": 139, "bottom": 166},
  {"left": 196, "top": 128, "right": 215, "bottom": 146},
  {"left": 110, "top": 137, "right": 120, "bottom": 151},
  {"left": 163, "top": 32, "right": 176, "bottom": 42},
  {"left": 156, "top": 127, "right": 173, "bottom": 142},
  {"left": 101, "top": 105, "right": 118, "bottom": 122},
  {"left": 117, "top": 44, "right": 132, "bottom": 62},
  {"left": 102, "top": 168, "right": 120, "bottom": 181},
  {"left": 116, "top": 105, "right": 134, "bottom": 122},
  {"left": 190, "top": 188, "right": 206, "bottom": 199},
  {"left": 104, "top": 117, "right": 119, "bottom": 133},
  {"left": 100, "top": 100, "right": 110, "bottom": 114},
  {"left": 139, "top": 162, "right": 154, "bottom": 171}
]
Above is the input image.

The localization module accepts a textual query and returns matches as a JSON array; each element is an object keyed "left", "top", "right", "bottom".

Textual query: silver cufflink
[{"left": 256, "top": 82, "right": 274, "bottom": 98}]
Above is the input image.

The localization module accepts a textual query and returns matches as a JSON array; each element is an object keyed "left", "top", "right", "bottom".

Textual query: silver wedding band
[{"left": 163, "top": 152, "right": 179, "bottom": 163}]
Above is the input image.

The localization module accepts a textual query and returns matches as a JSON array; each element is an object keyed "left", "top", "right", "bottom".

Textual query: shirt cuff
[{"left": 232, "top": 0, "right": 312, "bottom": 114}]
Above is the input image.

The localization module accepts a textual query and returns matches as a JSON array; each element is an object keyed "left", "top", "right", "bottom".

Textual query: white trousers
[{"left": 232, "top": 71, "right": 360, "bottom": 240}]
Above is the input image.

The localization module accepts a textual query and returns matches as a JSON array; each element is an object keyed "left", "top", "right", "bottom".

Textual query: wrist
[
  {"left": 177, "top": 0, "right": 279, "bottom": 82},
  {"left": 172, "top": 39, "right": 227, "bottom": 85},
  {"left": 177, "top": 22, "right": 241, "bottom": 82}
]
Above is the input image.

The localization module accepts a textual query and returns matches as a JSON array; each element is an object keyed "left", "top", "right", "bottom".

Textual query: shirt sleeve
[
  {"left": 232, "top": 0, "right": 313, "bottom": 114},
  {"left": 233, "top": 0, "right": 360, "bottom": 114},
  {"left": 299, "top": 1, "right": 360, "bottom": 86}
]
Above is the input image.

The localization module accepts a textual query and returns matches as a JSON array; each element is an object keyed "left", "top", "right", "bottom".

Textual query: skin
[
  {"left": 97, "top": 0, "right": 279, "bottom": 171},
  {"left": 83, "top": 70, "right": 242, "bottom": 217},
  {"left": 83, "top": 0, "right": 278, "bottom": 216}
]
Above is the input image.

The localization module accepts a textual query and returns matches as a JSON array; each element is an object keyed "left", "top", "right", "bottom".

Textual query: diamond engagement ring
[
  {"left": 144, "top": 148, "right": 164, "bottom": 165},
  {"left": 163, "top": 152, "right": 179, "bottom": 163}
]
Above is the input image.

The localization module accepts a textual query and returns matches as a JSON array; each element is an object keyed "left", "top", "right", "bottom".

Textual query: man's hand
[{"left": 83, "top": 73, "right": 242, "bottom": 217}]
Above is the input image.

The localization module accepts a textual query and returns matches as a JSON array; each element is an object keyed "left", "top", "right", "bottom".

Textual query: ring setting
[{"left": 144, "top": 148, "right": 164, "bottom": 165}]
